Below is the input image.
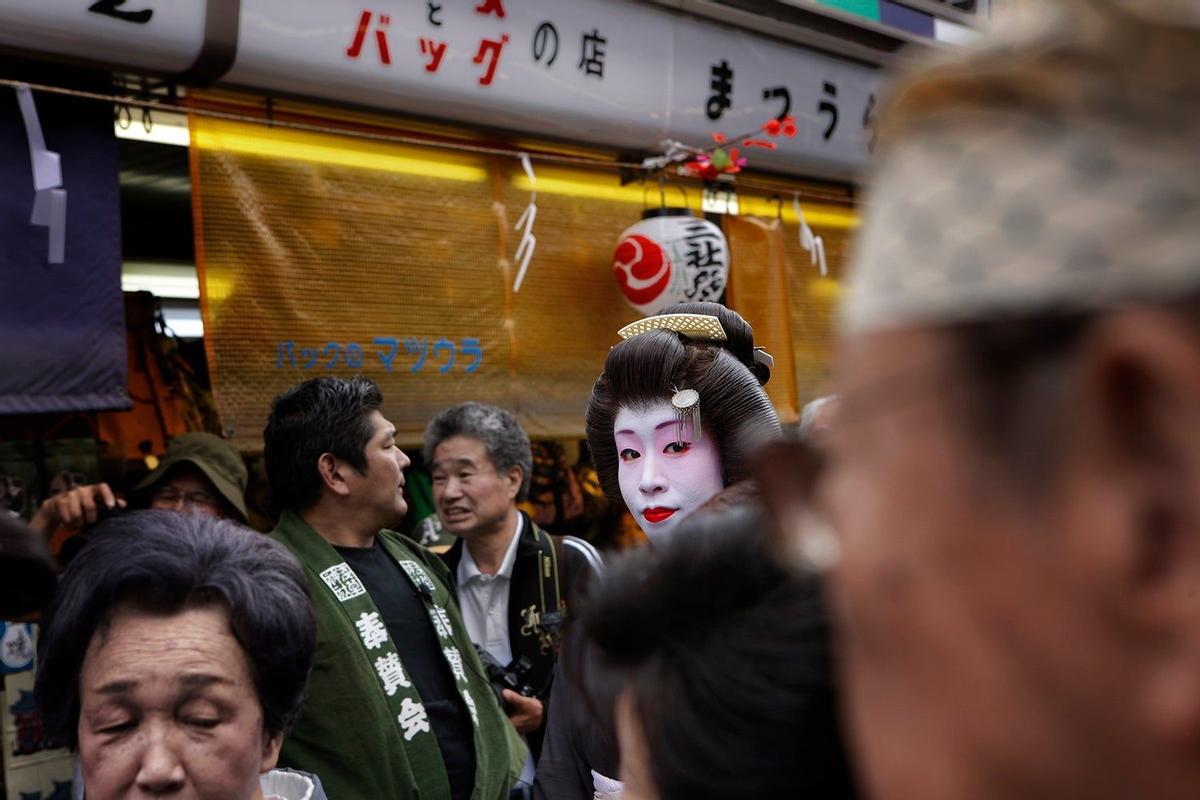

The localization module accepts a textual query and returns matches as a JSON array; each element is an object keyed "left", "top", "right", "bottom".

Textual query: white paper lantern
[{"left": 612, "top": 210, "right": 729, "bottom": 315}]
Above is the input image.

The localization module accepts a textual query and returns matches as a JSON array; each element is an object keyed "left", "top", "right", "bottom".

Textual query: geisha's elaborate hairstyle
[{"left": 586, "top": 302, "right": 780, "bottom": 504}]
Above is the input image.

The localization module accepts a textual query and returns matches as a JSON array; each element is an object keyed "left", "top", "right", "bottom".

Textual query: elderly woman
[
  {"left": 35, "top": 510, "right": 321, "bottom": 800},
  {"left": 535, "top": 301, "right": 782, "bottom": 799}
]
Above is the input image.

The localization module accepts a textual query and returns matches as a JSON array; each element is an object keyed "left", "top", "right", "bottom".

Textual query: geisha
[
  {"left": 534, "top": 301, "right": 781, "bottom": 799},
  {"left": 585, "top": 301, "right": 781, "bottom": 543}
]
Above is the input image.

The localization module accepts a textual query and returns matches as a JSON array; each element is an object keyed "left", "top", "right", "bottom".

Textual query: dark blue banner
[{"left": 0, "top": 81, "right": 128, "bottom": 414}]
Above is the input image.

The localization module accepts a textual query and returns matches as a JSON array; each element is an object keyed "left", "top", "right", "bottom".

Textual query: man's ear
[
  {"left": 317, "top": 452, "right": 352, "bottom": 498},
  {"left": 1069, "top": 310, "right": 1200, "bottom": 744},
  {"left": 1073, "top": 310, "right": 1200, "bottom": 590},
  {"left": 506, "top": 466, "right": 524, "bottom": 502}
]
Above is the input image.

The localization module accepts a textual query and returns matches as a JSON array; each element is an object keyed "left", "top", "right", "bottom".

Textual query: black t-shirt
[{"left": 335, "top": 543, "right": 477, "bottom": 800}]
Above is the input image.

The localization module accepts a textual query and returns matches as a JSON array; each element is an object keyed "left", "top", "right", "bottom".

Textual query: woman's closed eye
[
  {"left": 183, "top": 716, "right": 222, "bottom": 729},
  {"left": 97, "top": 719, "right": 137, "bottom": 735},
  {"left": 178, "top": 696, "right": 228, "bottom": 731}
]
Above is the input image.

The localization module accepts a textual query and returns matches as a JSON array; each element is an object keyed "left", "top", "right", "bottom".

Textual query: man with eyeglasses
[
  {"left": 761, "top": 4, "right": 1200, "bottom": 800},
  {"left": 29, "top": 432, "right": 250, "bottom": 546}
]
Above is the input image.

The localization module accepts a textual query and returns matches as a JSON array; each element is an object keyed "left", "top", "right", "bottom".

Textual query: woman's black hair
[
  {"left": 582, "top": 506, "right": 858, "bottom": 799},
  {"left": 585, "top": 302, "right": 780, "bottom": 503},
  {"left": 35, "top": 510, "right": 316, "bottom": 745}
]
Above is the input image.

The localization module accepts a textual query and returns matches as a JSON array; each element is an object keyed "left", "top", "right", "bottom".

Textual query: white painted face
[{"left": 614, "top": 400, "right": 725, "bottom": 545}]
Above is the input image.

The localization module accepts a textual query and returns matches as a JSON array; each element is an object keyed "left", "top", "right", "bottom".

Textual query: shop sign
[
  {"left": 229, "top": 0, "right": 883, "bottom": 178},
  {"left": 0, "top": 0, "right": 885, "bottom": 178},
  {"left": 0, "top": 0, "right": 206, "bottom": 73}
]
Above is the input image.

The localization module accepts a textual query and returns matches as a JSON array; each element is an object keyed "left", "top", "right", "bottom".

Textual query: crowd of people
[{"left": 4, "top": 1, "right": 1199, "bottom": 798}]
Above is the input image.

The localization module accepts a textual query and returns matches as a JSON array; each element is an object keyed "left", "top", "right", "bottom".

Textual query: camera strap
[{"left": 531, "top": 525, "right": 565, "bottom": 648}]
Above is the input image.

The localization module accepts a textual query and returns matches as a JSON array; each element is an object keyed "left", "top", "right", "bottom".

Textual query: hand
[
  {"left": 502, "top": 690, "right": 544, "bottom": 734},
  {"left": 28, "top": 483, "right": 125, "bottom": 537}
]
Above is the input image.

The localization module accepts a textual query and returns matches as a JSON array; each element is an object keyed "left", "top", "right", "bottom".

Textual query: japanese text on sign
[
  {"left": 275, "top": 337, "right": 483, "bottom": 374},
  {"left": 346, "top": 5, "right": 609, "bottom": 88}
]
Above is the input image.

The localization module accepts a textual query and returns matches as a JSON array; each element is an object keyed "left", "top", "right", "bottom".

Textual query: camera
[{"left": 475, "top": 647, "right": 537, "bottom": 713}]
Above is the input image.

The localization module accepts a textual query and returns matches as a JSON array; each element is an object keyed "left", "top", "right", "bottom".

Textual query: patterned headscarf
[{"left": 841, "top": 0, "right": 1200, "bottom": 333}]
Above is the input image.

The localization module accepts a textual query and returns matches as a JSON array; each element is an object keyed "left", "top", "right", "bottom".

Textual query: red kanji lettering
[
  {"left": 471, "top": 35, "right": 509, "bottom": 86},
  {"left": 345, "top": 10, "right": 392, "bottom": 65},
  {"left": 474, "top": 0, "right": 506, "bottom": 18},
  {"left": 419, "top": 38, "right": 448, "bottom": 73}
]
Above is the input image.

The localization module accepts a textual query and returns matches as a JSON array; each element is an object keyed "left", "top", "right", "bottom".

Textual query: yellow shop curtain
[
  {"left": 190, "top": 108, "right": 856, "bottom": 447},
  {"left": 725, "top": 198, "right": 856, "bottom": 422},
  {"left": 724, "top": 215, "right": 800, "bottom": 421}
]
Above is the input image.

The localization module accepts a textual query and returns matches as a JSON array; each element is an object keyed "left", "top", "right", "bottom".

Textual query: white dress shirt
[
  {"left": 456, "top": 514, "right": 537, "bottom": 788},
  {"left": 456, "top": 512, "right": 524, "bottom": 667}
]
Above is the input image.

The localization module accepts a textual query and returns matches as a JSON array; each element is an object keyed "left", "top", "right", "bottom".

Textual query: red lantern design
[
  {"left": 612, "top": 210, "right": 728, "bottom": 315},
  {"left": 613, "top": 233, "right": 672, "bottom": 307}
]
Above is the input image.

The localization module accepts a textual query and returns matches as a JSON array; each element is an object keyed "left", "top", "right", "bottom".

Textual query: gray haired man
[{"left": 425, "top": 402, "right": 600, "bottom": 777}]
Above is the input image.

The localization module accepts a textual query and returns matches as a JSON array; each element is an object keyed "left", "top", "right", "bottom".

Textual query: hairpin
[{"left": 671, "top": 386, "right": 702, "bottom": 442}]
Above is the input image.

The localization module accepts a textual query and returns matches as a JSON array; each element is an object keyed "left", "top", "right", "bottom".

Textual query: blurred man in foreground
[{"left": 766, "top": 2, "right": 1200, "bottom": 799}]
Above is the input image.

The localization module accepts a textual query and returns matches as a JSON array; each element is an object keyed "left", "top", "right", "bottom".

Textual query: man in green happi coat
[{"left": 264, "top": 377, "right": 526, "bottom": 799}]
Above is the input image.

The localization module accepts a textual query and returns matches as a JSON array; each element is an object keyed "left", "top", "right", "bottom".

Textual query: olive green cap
[{"left": 134, "top": 432, "right": 249, "bottom": 524}]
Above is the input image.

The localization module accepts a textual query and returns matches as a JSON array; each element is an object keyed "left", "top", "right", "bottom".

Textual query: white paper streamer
[
  {"left": 512, "top": 153, "right": 537, "bottom": 293},
  {"left": 793, "top": 192, "right": 826, "bottom": 277},
  {"left": 15, "top": 84, "right": 67, "bottom": 264}
]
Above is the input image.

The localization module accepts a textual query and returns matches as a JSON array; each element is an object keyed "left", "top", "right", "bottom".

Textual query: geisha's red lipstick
[{"left": 642, "top": 507, "right": 677, "bottom": 524}]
